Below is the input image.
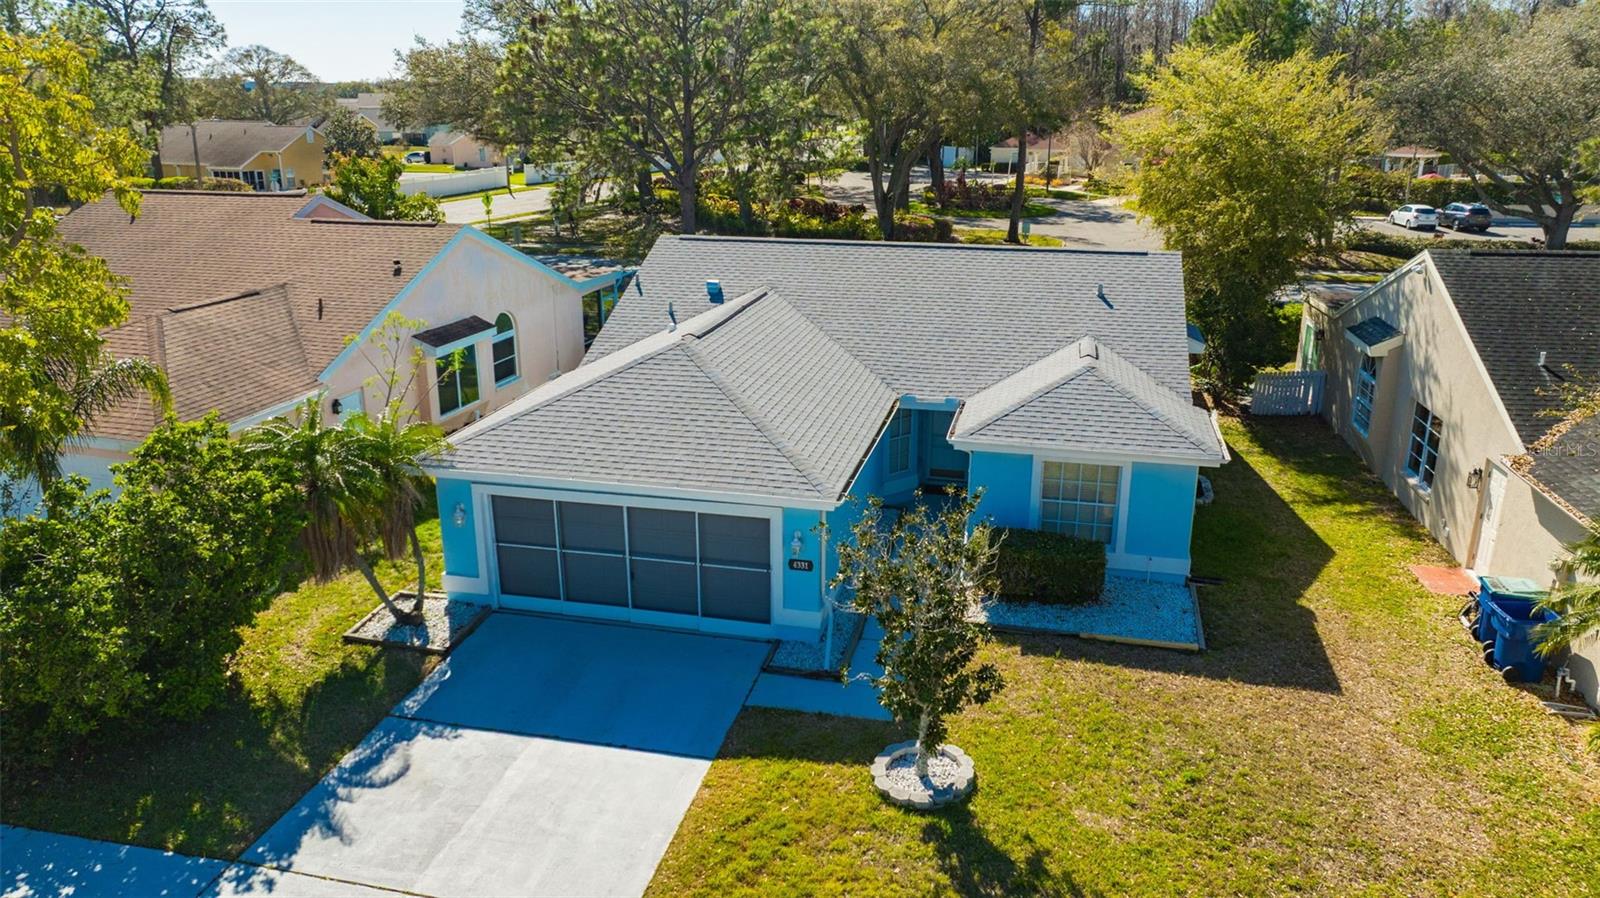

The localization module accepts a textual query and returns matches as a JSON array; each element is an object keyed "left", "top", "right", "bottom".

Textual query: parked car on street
[
  {"left": 1439, "top": 202, "right": 1492, "bottom": 232},
  {"left": 404, "top": 151, "right": 427, "bottom": 164},
  {"left": 1388, "top": 204, "right": 1439, "bottom": 230}
]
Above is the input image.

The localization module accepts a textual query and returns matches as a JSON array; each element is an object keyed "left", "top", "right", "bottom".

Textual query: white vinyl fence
[
  {"left": 399, "top": 166, "right": 508, "bottom": 198},
  {"left": 1250, "top": 370, "right": 1326, "bottom": 416}
]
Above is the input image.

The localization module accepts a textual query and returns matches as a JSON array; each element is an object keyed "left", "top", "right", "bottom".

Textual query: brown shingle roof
[
  {"left": 59, "top": 191, "right": 462, "bottom": 441},
  {"left": 158, "top": 120, "right": 317, "bottom": 169}
]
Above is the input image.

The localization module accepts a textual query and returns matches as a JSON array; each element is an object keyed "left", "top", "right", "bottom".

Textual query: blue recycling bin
[
  {"left": 1474, "top": 576, "right": 1547, "bottom": 644},
  {"left": 1480, "top": 591, "right": 1557, "bottom": 683}
]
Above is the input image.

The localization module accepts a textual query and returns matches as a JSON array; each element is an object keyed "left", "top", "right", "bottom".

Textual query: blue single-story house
[{"left": 423, "top": 236, "right": 1228, "bottom": 643}]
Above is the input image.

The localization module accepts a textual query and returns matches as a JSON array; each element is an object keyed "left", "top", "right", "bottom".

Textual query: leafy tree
[
  {"left": 324, "top": 153, "right": 444, "bottom": 222},
  {"left": 1114, "top": 41, "right": 1375, "bottom": 392},
  {"left": 347, "top": 408, "right": 449, "bottom": 619},
  {"left": 0, "top": 416, "right": 301, "bottom": 760},
  {"left": 0, "top": 29, "right": 169, "bottom": 490},
  {"left": 193, "top": 44, "right": 324, "bottom": 123},
  {"left": 988, "top": 0, "right": 1079, "bottom": 243},
  {"left": 1192, "top": 0, "right": 1312, "bottom": 60},
  {"left": 1381, "top": 2, "right": 1600, "bottom": 249},
  {"left": 245, "top": 399, "right": 443, "bottom": 625},
  {"left": 386, "top": 36, "right": 503, "bottom": 142},
  {"left": 321, "top": 105, "right": 380, "bottom": 157},
  {"left": 1535, "top": 528, "right": 1600, "bottom": 663},
  {"left": 76, "top": 0, "right": 226, "bottom": 171},
  {"left": 823, "top": 0, "right": 982, "bottom": 239},
  {"left": 501, "top": 0, "right": 806, "bottom": 234},
  {"left": 830, "top": 492, "right": 1004, "bottom": 778}
]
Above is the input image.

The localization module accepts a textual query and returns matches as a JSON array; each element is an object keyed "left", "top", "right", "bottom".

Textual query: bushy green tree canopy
[
  {"left": 324, "top": 153, "right": 443, "bottom": 222},
  {"left": 321, "top": 105, "right": 380, "bottom": 157},
  {"left": 1115, "top": 41, "right": 1375, "bottom": 391},
  {"left": 1, "top": 29, "right": 168, "bottom": 488}
]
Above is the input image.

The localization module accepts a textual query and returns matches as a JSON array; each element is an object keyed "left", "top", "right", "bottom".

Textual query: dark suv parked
[{"left": 1440, "top": 202, "right": 1492, "bottom": 233}]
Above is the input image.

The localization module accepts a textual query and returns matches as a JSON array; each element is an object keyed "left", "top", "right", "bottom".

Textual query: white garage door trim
[{"left": 472, "top": 482, "right": 785, "bottom": 639}]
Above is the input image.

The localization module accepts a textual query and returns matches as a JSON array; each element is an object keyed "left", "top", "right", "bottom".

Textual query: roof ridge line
[
  {"left": 959, "top": 337, "right": 1099, "bottom": 434},
  {"left": 679, "top": 339, "right": 831, "bottom": 499},
  {"left": 1086, "top": 344, "right": 1210, "bottom": 450}
]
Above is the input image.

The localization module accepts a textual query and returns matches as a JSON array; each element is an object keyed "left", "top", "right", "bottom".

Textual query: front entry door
[
  {"left": 919, "top": 410, "right": 969, "bottom": 487},
  {"left": 1473, "top": 466, "right": 1507, "bottom": 571}
]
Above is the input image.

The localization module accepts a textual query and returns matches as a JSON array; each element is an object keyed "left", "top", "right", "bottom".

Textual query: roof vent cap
[{"left": 706, "top": 279, "right": 724, "bottom": 304}]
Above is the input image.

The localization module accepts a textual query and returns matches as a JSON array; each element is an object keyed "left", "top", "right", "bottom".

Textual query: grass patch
[
  {"left": 648, "top": 419, "right": 1600, "bottom": 896},
  {"left": 0, "top": 521, "right": 445, "bottom": 858},
  {"left": 1302, "top": 270, "right": 1387, "bottom": 284},
  {"left": 909, "top": 200, "right": 1057, "bottom": 220},
  {"left": 1299, "top": 249, "right": 1404, "bottom": 272},
  {"left": 438, "top": 183, "right": 545, "bottom": 207},
  {"left": 955, "top": 226, "right": 1063, "bottom": 247},
  {"left": 403, "top": 163, "right": 456, "bottom": 174}
]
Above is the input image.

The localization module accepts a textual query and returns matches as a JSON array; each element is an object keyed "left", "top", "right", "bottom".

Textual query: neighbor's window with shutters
[
  {"left": 887, "top": 410, "right": 913, "bottom": 475},
  {"left": 436, "top": 347, "right": 480, "bottom": 416},
  {"left": 1352, "top": 355, "right": 1379, "bottom": 436},
  {"left": 1040, "top": 462, "right": 1120, "bottom": 544},
  {"left": 492, "top": 313, "right": 517, "bottom": 385},
  {"left": 1406, "top": 402, "right": 1442, "bottom": 489}
]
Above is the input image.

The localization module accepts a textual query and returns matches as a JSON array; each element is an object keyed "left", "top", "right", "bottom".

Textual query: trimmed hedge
[
  {"left": 1344, "top": 167, "right": 1513, "bottom": 214},
  {"left": 127, "top": 176, "right": 254, "bottom": 192},
  {"left": 994, "top": 528, "right": 1106, "bottom": 605},
  {"left": 1346, "top": 227, "right": 1600, "bottom": 260}
]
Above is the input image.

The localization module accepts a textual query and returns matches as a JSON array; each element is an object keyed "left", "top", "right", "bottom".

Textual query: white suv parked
[{"left": 1388, "top": 204, "right": 1439, "bottom": 230}]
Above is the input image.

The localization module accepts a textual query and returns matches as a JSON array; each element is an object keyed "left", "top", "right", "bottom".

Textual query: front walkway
[{"left": 239, "top": 614, "right": 767, "bottom": 898}]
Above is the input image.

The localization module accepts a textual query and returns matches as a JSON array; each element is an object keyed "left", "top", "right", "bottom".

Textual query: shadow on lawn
[
  {"left": 1010, "top": 418, "right": 1343, "bottom": 693},
  {"left": 923, "top": 804, "right": 1103, "bottom": 898},
  {"left": 0, "top": 646, "right": 429, "bottom": 860}
]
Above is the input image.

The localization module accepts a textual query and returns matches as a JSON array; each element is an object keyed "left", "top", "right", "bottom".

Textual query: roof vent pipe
[
  {"left": 706, "top": 279, "right": 724, "bottom": 304},
  {"left": 667, "top": 301, "right": 677, "bottom": 332},
  {"left": 393, "top": 259, "right": 403, "bottom": 277},
  {"left": 1538, "top": 350, "right": 1548, "bottom": 368}
]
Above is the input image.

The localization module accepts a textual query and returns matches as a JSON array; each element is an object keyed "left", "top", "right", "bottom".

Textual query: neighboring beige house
[
  {"left": 1378, "top": 145, "right": 1457, "bottom": 179},
  {"left": 1298, "top": 248, "right": 1600, "bottom": 706},
  {"left": 43, "top": 189, "right": 629, "bottom": 498},
  {"left": 334, "top": 92, "right": 399, "bottom": 143},
  {"left": 428, "top": 131, "right": 505, "bottom": 169},
  {"left": 158, "top": 121, "right": 328, "bottom": 190}
]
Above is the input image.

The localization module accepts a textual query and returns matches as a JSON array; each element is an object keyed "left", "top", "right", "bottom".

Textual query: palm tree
[
  {"left": 1535, "top": 527, "right": 1600, "bottom": 660},
  {"left": 0, "top": 354, "right": 169, "bottom": 488},
  {"left": 243, "top": 399, "right": 418, "bottom": 624},
  {"left": 346, "top": 406, "right": 448, "bottom": 619}
]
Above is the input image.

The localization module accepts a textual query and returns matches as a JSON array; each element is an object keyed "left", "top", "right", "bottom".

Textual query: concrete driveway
[{"left": 238, "top": 614, "right": 768, "bottom": 898}]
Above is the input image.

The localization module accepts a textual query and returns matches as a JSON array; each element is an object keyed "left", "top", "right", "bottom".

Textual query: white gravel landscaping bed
[
  {"left": 972, "top": 575, "right": 1204, "bottom": 650},
  {"left": 343, "top": 593, "right": 490, "bottom": 654},
  {"left": 767, "top": 608, "right": 863, "bottom": 673}
]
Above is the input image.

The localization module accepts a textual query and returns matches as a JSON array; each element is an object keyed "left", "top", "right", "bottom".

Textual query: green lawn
[
  {"left": 648, "top": 418, "right": 1600, "bottom": 897},
  {"left": 910, "top": 199, "right": 1058, "bottom": 219},
  {"left": 438, "top": 182, "right": 546, "bottom": 208},
  {"left": 0, "top": 521, "right": 444, "bottom": 858},
  {"left": 404, "top": 163, "right": 457, "bottom": 173},
  {"left": 954, "top": 226, "right": 1064, "bottom": 247}
]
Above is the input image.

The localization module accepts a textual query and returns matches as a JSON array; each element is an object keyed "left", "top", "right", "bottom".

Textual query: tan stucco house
[
  {"left": 158, "top": 120, "right": 328, "bottom": 190},
  {"left": 1298, "top": 249, "right": 1600, "bottom": 705},
  {"left": 428, "top": 131, "right": 505, "bottom": 169},
  {"left": 45, "top": 189, "right": 629, "bottom": 497}
]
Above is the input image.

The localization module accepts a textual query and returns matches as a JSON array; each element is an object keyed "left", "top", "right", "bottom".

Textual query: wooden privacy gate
[{"left": 1251, "top": 370, "right": 1325, "bottom": 415}]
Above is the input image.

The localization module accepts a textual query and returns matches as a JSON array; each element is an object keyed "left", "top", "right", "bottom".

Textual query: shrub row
[
  {"left": 993, "top": 528, "right": 1106, "bottom": 605},
  {"left": 926, "top": 174, "right": 1014, "bottom": 212},
  {"left": 655, "top": 187, "right": 958, "bottom": 242},
  {"left": 1343, "top": 167, "right": 1512, "bottom": 214},
  {"left": 1345, "top": 227, "right": 1600, "bottom": 259},
  {"left": 127, "top": 175, "right": 254, "bottom": 192}
]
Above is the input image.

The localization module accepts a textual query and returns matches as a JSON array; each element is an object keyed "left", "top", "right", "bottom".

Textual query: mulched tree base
[{"left": 342, "top": 591, "right": 490, "bottom": 654}]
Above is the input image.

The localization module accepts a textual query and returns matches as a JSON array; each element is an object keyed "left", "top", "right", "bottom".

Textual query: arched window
[{"left": 492, "top": 312, "right": 517, "bottom": 385}]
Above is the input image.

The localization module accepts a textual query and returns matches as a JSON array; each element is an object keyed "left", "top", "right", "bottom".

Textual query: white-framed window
[
  {"left": 478, "top": 146, "right": 487, "bottom": 162},
  {"left": 1352, "top": 355, "right": 1379, "bottom": 436},
  {"left": 1406, "top": 402, "right": 1442, "bottom": 489},
  {"left": 492, "top": 312, "right": 517, "bottom": 385},
  {"left": 886, "top": 410, "right": 913, "bottom": 475},
  {"left": 211, "top": 169, "right": 266, "bottom": 190},
  {"left": 436, "top": 347, "right": 480, "bottom": 417},
  {"left": 1041, "top": 461, "right": 1120, "bottom": 544}
]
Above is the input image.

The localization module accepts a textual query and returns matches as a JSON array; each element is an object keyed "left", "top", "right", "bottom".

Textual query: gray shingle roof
[
  {"left": 593, "top": 236, "right": 1193, "bottom": 399},
  {"left": 158, "top": 121, "right": 315, "bottom": 169},
  {"left": 414, "top": 316, "right": 494, "bottom": 348},
  {"left": 1427, "top": 250, "right": 1600, "bottom": 444},
  {"left": 1526, "top": 414, "right": 1600, "bottom": 523},
  {"left": 440, "top": 237, "right": 1216, "bottom": 502},
  {"left": 434, "top": 289, "right": 895, "bottom": 503},
  {"left": 952, "top": 337, "right": 1222, "bottom": 461}
]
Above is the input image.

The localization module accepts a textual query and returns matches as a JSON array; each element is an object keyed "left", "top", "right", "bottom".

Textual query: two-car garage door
[{"left": 490, "top": 496, "right": 773, "bottom": 625}]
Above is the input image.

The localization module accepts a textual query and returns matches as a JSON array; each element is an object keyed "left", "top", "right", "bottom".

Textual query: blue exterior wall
[
  {"left": 968, "top": 451, "right": 1033, "bottom": 528},
  {"left": 1122, "top": 462, "right": 1199, "bottom": 568},
  {"left": 782, "top": 507, "right": 823, "bottom": 613},
  {"left": 436, "top": 477, "right": 480, "bottom": 580}
]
